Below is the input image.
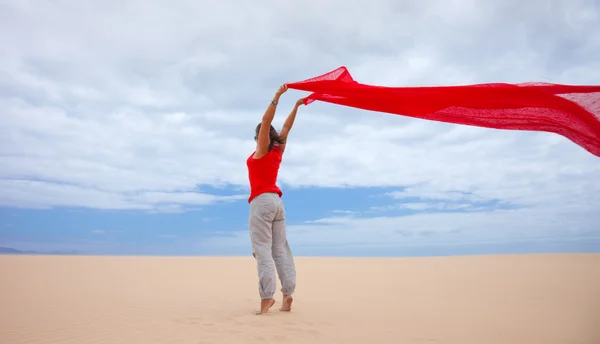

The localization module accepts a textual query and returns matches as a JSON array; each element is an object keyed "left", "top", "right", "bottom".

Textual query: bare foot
[
  {"left": 280, "top": 295, "right": 293, "bottom": 312},
  {"left": 255, "top": 298, "right": 275, "bottom": 315}
]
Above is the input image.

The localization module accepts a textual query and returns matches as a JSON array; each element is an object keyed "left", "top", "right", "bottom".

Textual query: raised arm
[
  {"left": 278, "top": 98, "right": 306, "bottom": 153},
  {"left": 255, "top": 85, "right": 287, "bottom": 158}
]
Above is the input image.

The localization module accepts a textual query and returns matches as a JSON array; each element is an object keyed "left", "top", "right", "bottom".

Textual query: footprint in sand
[
  {"left": 272, "top": 334, "right": 287, "bottom": 341},
  {"left": 174, "top": 316, "right": 204, "bottom": 325},
  {"left": 284, "top": 325, "right": 302, "bottom": 332},
  {"left": 306, "top": 329, "right": 321, "bottom": 336}
]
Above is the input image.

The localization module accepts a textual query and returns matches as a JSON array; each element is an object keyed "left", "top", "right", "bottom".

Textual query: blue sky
[
  {"left": 3, "top": 184, "right": 600, "bottom": 256},
  {"left": 1, "top": 0, "right": 600, "bottom": 256}
]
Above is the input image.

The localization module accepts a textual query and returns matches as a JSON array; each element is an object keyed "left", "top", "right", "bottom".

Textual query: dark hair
[{"left": 255, "top": 123, "right": 284, "bottom": 152}]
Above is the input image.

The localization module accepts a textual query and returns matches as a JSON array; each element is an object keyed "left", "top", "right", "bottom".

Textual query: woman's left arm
[{"left": 279, "top": 98, "right": 305, "bottom": 153}]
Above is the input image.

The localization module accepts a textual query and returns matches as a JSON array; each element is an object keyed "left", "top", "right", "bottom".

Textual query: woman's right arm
[
  {"left": 278, "top": 98, "right": 306, "bottom": 154},
  {"left": 255, "top": 85, "right": 287, "bottom": 158}
]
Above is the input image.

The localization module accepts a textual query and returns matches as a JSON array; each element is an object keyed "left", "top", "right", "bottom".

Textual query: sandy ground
[{"left": 1, "top": 254, "right": 599, "bottom": 344}]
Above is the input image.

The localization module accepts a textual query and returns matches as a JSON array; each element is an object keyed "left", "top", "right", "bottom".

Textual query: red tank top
[{"left": 246, "top": 145, "right": 283, "bottom": 203}]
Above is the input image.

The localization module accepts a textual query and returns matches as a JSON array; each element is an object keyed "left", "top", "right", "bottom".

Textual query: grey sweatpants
[{"left": 249, "top": 192, "right": 296, "bottom": 300}]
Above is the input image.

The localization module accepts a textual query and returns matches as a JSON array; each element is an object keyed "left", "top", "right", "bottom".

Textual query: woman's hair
[{"left": 255, "top": 123, "right": 284, "bottom": 152}]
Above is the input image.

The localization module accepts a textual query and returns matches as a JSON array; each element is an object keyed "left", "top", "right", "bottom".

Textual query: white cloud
[
  {"left": 0, "top": 0, "right": 599, "bottom": 250},
  {"left": 0, "top": 179, "right": 244, "bottom": 210},
  {"left": 194, "top": 199, "right": 600, "bottom": 253}
]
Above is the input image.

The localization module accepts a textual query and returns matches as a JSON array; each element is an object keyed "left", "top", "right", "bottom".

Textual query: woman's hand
[
  {"left": 296, "top": 97, "right": 306, "bottom": 107},
  {"left": 276, "top": 84, "right": 288, "bottom": 96}
]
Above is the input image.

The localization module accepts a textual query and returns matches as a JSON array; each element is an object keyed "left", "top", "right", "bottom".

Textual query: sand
[{"left": 1, "top": 254, "right": 599, "bottom": 344}]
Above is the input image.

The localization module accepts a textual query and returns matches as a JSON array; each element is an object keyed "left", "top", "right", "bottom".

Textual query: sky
[{"left": 1, "top": 0, "right": 599, "bottom": 257}]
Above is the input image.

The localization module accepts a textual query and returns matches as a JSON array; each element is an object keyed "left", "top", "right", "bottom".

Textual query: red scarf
[{"left": 286, "top": 66, "right": 600, "bottom": 158}]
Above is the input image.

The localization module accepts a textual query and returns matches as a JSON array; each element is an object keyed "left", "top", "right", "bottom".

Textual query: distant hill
[
  {"left": 0, "top": 247, "right": 38, "bottom": 254},
  {"left": 0, "top": 247, "right": 82, "bottom": 255}
]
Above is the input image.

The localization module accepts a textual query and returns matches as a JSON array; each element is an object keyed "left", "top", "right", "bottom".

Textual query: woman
[{"left": 246, "top": 84, "right": 305, "bottom": 315}]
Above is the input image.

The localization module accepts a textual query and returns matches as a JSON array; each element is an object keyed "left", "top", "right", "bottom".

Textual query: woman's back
[{"left": 246, "top": 145, "right": 283, "bottom": 203}]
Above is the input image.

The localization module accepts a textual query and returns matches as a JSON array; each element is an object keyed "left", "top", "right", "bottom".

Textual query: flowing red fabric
[{"left": 285, "top": 66, "right": 600, "bottom": 158}]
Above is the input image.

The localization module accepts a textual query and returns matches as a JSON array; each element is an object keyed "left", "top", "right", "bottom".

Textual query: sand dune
[{"left": 1, "top": 254, "right": 599, "bottom": 343}]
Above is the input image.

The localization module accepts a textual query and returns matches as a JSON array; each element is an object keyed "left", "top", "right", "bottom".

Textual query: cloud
[
  {"left": 193, "top": 199, "right": 600, "bottom": 254},
  {"left": 0, "top": 178, "right": 245, "bottom": 210},
  {"left": 0, "top": 0, "right": 599, "bottom": 255}
]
